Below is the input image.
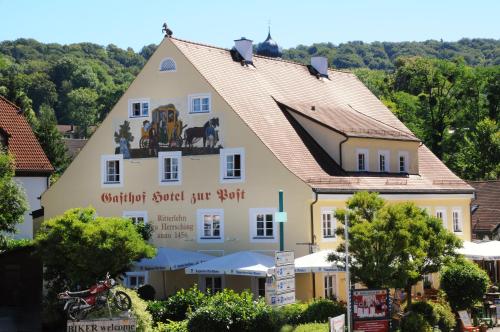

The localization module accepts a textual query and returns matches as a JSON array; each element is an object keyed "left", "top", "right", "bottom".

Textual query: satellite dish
[{"left": 162, "top": 23, "right": 173, "bottom": 38}]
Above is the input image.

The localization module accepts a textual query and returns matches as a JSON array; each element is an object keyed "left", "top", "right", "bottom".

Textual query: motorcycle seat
[{"left": 66, "top": 289, "right": 90, "bottom": 297}]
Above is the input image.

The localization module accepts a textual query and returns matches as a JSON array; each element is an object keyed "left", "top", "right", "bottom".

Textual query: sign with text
[
  {"left": 67, "top": 318, "right": 136, "bottom": 332},
  {"left": 353, "top": 320, "right": 389, "bottom": 332},
  {"left": 275, "top": 251, "right": 294, "bottom": 266},
  {"left": 274, "top": 265, "right": 295, "bottom": 280},
  {"left": 329, "top": 314, "right": 345, "bottom": 332},
  {"left": 351, "top": 288, "right": 390, "bottom": 332},
  {"left": 276, "top": 277, "right": 295, "bottom": 293},
  {"left": 270, "top": 291, "right": 295, "bottom": 306}
]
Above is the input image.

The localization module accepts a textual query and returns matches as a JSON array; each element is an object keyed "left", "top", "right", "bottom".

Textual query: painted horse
[{"left": 184, "top": 117, "right": 219, "bottom": 148}]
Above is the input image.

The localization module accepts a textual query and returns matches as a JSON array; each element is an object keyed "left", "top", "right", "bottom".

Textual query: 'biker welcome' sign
[{"left": 67, "top": 318, "right": 136, "bottom": 332}]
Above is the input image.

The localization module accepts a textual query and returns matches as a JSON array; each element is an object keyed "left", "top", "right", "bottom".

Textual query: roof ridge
[
  {"left": 0, "top": 95, "right": 20, "bottom": 110},
  {"left": 346, "top": 104, "right": 417, "bottom": 138},
  {"left": 170, "top": 37, "right": 352, "bottom": 74}
]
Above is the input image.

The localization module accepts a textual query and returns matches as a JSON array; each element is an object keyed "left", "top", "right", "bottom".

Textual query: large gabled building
[{"left": 41, "top": 34, "right": 473, "bottom": 301}]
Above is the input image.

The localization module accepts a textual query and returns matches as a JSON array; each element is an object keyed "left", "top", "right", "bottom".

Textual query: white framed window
[
  {"left": 123, "top": 211, "right": 148, "bottom": 224},
  {"left": 452, "top": 208, "right": 463, "bottom": 233},
  {"left": 321, "top": 207, "right": 336, "bottom": 242},
  {"left": 378, "top": 150, "right": 390, "bottom": 172},
  {"left": 197, "top": 209, "right": 224, "bottom": 243},
  {"left": 101, "top": 154, "right": 123, "bottom": 187},
  {"left": 158, "top": 151, "right": 182, "bottom": 185},
  {"left": 249, "top": 208, "right": 277, "bottom": 243},
  {"left": 324, "top": 274, "right": 337, "bottom": 299},
  {"left": 159, "top": 57, "right": 176, "bottom": 72},
  {"left": 124, "top": 271, "right": 148, "bottom": 289},
  {"left": 188, "top": 94, "right": 211, "bottom": 114},
  {"left": 435, "top": 207, "right": 447, "bottom": 230},
  {"left": 398, "top": 151, "right": 409, "bottom": 173},
  {"left": 128, "top": 98, "right": 150, "bottom": 118},
  {"left": 201, "top": 275, "right": 224, "bottom": 293},
  {"left": 220, "top": 148, "right": 245, "bottom": 183},
  {"left": 356, "top": 148, "right": 369, "bottom": 171}
]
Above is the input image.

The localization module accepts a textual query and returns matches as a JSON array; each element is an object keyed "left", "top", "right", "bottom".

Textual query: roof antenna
[{"left": 162, "top": 22, "right": 173, "bottom": 38}]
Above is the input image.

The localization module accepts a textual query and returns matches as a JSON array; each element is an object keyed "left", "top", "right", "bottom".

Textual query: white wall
[{"left": 13, "top": 176, "right": 48, "bottom": 239}]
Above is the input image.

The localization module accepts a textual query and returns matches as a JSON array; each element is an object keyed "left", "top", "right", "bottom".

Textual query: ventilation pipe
[
  {"left": 311, "top": 56, "right": 329, "bottom": 77},
  {"left": 234, "top": 37, "right": 253, "bottom": 63}
]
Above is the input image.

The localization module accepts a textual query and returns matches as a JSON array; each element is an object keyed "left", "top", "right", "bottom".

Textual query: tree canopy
[{"left": 330, "top": 192, "right": 461, "bottom": 305}]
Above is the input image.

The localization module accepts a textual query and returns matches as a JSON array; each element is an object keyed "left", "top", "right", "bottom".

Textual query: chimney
[
  {"left": 234, "top": 37, "right": 253, "bottom": 63},
  {"left": 311, "top": 56, "right": 329, "bottom": 77}
]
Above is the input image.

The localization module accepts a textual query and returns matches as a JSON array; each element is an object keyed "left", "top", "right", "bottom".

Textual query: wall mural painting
[{"left": 114, "top": 102, "right": 222, "bottom": 158}]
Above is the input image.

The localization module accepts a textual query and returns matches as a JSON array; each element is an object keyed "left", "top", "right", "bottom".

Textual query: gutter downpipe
[
  {"left": 310, "top": 189, "right": 319, "bottom": 298},
  {"left": 339, "top": 136, "right": 349, "bottom": 169}
]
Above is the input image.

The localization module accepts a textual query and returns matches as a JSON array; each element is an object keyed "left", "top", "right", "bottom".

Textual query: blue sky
[{"left": 0, "top": 0, "right": 498, "bottom": 51}]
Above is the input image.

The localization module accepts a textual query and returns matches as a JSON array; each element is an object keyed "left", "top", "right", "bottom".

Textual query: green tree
[
  {"left": 440, "top": 258, "right": 490, "bottom": 311},
  {"left": 35, "top": 207, "right": 155, "bottom": 290},
  {"left": 36, "top": 104, "right": 70, "bottom": 173},
  {"left": 67, "top": 87, "right": 99, "bottom": 138},
  {"left": 0, "top": 151, "right": 28, "bottom": 246},
  {"left": 330, "top": 192, "right": 461, "bottom": 306},
  {"left": 454, "top": 118, "right": 500, "bottom": 180}
]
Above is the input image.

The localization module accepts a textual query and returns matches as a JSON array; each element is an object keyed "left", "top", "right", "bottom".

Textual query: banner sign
[
  {"left": 351, "top": 288, "right": 391, "bottom": 332},
  {"left": 329, "top": 314, "right": 345, "bottom": 332},
  {"left": 67, "top": 318, "right": 136, "bottom": 332}
]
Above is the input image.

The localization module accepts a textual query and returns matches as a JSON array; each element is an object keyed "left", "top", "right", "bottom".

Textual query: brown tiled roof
[
  {"left": 63, "top": 138, "right": 87, "bottom": 158},
  {"left": 170, "top": 38, "right": 472, "bottom": 193},
  {"left": 278, "top": 101, "right": 419, "bottom": 141},
  {"left": 468, "top": 181, "right": 500, "bottom": 232},
  {"left": 0, "top": 96, "right": 53, "bottom": 173}
]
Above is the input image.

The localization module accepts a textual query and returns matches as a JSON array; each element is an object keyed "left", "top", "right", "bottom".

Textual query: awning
[
  {"left": 457, "top": 241, "right": 500, "bottom": 260},
  {"left": 294, "top": 250, "right": 345, "bottom": 273},
  {"left": 136, "top": 247, "right": 215, "bottom": 271},
  {"left": 185, "top": 251, "right": 274, "bottom": 277}
]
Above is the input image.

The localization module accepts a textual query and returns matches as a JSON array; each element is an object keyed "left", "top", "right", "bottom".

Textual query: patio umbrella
[{"left": 136, "top": 247, "right": 215, "bottom": 271}]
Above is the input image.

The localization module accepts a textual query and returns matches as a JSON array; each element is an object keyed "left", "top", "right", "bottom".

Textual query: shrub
[
  {"left": 405, "top": 300, "right": 455, "bottom": 332},
  {"left": 117, "top": 286, "right": 153, "bottom": 332},
  {"left": 138, "top": 284, "right": 156, "bottom": 301},
  {"left": 152, "top": 320, "right": 188, "bottom": 332},
  {"left": 401, "top": 311, "right": 433, "bottom": 332},
  {"left": 302, "top": 298, "right": 346, "bottom": 323},
  {"left": 164, "top": 286, "right": 207, "bottom": 321},
  {"left": 147, "top": 300, "right": 169, "bottom": 325},
  {"left": 279, "top": 302, "right": 307, "bottom": 325},
  {"left": 293, "top": 323, "right": 329, "bottom": 332},
  {"left": 440, "top": 258, "right": 490, "bottom": 311},
  {"left": 187, "top": 289, "right": 272, "bottom": 332}
]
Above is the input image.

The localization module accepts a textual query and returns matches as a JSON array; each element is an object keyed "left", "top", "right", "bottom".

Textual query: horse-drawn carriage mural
[{"left": 114, "top": 102, "right": 222, "bottom": 158}]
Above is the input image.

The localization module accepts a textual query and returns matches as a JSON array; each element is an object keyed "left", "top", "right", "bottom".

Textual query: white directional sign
[
  {"left": 275, "top": 251, "right": 294, "bottom": 266},
  {"left": 276, "top": 278, "right": 295, "bottom": 294},
  {"left": 275, "top": 265, "right": 295, "bottom": 280},
  {"left": 270, "top": 291, "right": 296, "bottom": 306}
]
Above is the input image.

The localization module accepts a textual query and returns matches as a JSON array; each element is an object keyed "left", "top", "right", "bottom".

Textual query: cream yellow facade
[{"left": 41, "top": 36, "right": 473, "bottom": 302}]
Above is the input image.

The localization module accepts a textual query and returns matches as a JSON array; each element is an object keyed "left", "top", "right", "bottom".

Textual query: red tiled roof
[
  {"left": 170, "top": 38, "right": 471, "bottom": 193},
  {"left": 0, "top": 96, "right": 53, "bottom": 173},
  {"left": 468, "top": 180, "right": 500, "bottom": 232}
]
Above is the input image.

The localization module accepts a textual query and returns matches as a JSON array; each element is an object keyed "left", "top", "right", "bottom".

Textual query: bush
[
  {"left": 152, "top": 320, "right": 188, "bottom": 332},
  {"left": 302, "top": 298, "right": 346, "bottom": 323},
  {"left": 279, "top": 303, "right": 308, "bottom": 325},
  {"left": 147, "top": 300, "right": 169, "bottom": 325},
  {"left": 405, "top": 300, "right": 455, "bottom": 332},
  {"left": 293, "top": 323, "right": 329, "bottom": 332},
  {"left": 138, "top": 284, "right": 156, "bottom": 301},
  {"left": 401, "top": 311, "right": 432, "bottom": 332},
  {"left": 187, "top": 289, "right": 272, "bottom": 332},
  {"left": 440, "top": 258, "right": 490, "bottom": 311},
  {"left": 117, "top": 286, "right": 153, "bottom": 332},
  {"left": 164, "top": 286, "right": 207, "bottom": 321}
]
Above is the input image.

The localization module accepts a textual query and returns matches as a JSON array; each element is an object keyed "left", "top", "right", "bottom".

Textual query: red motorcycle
[{"left": 57, "top": 273, "right": 131, "bottom": 320}]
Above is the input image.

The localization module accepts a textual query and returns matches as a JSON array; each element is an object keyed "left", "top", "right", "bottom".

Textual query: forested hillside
[{"left": 0, "top": 38, "right": 498, "bottom": 180}]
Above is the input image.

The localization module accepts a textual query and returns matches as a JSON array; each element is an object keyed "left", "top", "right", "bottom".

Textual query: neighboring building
[
  {"left": 0, "top": 96, "right": 53, "bottom": 239},
  {"left": 41, "top": 35, "right": 473, "bottom": 301},
  {"left": 468, "top": 180, "right": 500, "bottom": 240},
  {"left": 256, "top": 28, "right": 283, "bottom": 58},
  {"left": 63, "top": 138, "right": 88, "bottom": 159}
]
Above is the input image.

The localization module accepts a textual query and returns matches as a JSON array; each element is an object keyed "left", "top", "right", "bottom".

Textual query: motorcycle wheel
[
  {"left": 67, "top": 299, "right": 87, "bottom": 321},
  {"left": 112, "top": 291, "right": 132, "bottom": 311}
]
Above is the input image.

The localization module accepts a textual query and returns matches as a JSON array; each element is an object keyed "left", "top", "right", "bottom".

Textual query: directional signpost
[{"left": 267, "top": 250, "right": 296, "bottom": 306}]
